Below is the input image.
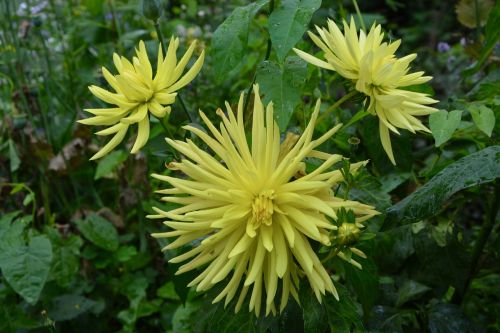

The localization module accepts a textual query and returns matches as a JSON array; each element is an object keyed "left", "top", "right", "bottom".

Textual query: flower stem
[
  {"left": 352, "top": 0, "right": 366, "bottom": 32},
  {"left": 153, "top": 115, "right": 181, "bottom": 161},
  {"left": 154, "top": 21, "right": 193, "bottom": 123},
  {"left": 317, "top": 90, "right": 358, "bottom": 123},
  {"left": 454, "top": 183, "right": 499, "bottom": 304}
]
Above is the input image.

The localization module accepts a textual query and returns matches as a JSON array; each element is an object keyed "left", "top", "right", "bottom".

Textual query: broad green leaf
[
  {"left": 94, "top": 150, "right": 128, "bottom": 180},
  {"left": 48, "top": 294, "right": 96, "bottom": 321},
  {"left": 115, "top": 245, "right": 138, "bottom": 262},
  {"left": 211, "top": 0, "right": 269, "bottom": 83},
  {"left": 386, "top": 146, "right": 500, "bottom": 224},
  {"left": 156, "top": 281, "right": 180, "bottom": 301},
  {"left": 75, "top": 214, "right": 119, "bottom": 251},
  {"left": 396, "top": 280, "right": 431, "bottom": 307},
  {"left": 469, "top": 103, "right": 495, "bottom": 136},
  {"left": 8, "top": 139, "right": 20, "bottom": 172},
  {"left": 256, "top": 57, "right": 307, "bottom": 130},
  {"left": 429, "top": 110, "right": 462, "bottom": 146},
  {"left": 0, "top": 235, "right": 52, "bottom": 305},
  {"left": 269, "top": 0, "right": 322, "bottom": 61}
]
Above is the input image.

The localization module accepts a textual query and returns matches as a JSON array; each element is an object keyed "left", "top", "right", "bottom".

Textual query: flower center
[{"left": 247, "top": 190, "right": 275, "bottom": 237}]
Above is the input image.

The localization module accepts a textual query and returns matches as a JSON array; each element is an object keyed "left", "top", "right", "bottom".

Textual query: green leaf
[
  {"left": 156, "top": 281, "right": 180, "bottom": 301},
  {"left": 256, "top": 56, "right": 307, "bottom": 130},
  {"left": 300, "top": 283, "right": 363, "bottom": 333},
  {"left": 94, "top": 150, "right": 128, "bottom": 180},
  {"left": 115, "top": 245, "right": 138, "bottom": 262},
  {"left": 386, "top": 146, "right": 500, "bottom": 224},
  {"left": 8, "top": 139, "right": 20, "bottom": 173},
  {"left": 429, "top": 110, "right": 462, "bottom": 146},
  {"left": 428, "top": 303, "right": 477, "bottom": 333},
  {"left": 341, "top": 258, "right": 379, "bottom": 313},
  {"left": 211, "top": 0, "right": 269, "bottom": 83},
  {"left": 48, "top": 294, "right": 96, "bottom": 321},
  {"left": 75, "top": 214, "right": 119, "bottom": 251},
  {"left": 269, "top": 0, "right": 322, "bottom": 61},
  {"left": 48, "top": 231, "right": 82, "bottom": 288},
  {"left": 0, "top": 235, "right": 52, "bottom": 305},
  {"left": 395, "top": 279, "right": 431, "bottom": 307},
  {"left": 469, "top": 103, "right": 495, "bottom": 136}
]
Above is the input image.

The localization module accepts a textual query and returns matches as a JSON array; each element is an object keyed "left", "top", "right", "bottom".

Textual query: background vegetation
[{"left": 0, "top": 0, "right": 499, "bottom": 332}]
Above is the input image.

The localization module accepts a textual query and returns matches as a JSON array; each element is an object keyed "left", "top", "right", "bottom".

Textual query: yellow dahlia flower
[
  {"left": 294, "top": 18, "right": 438, "bottom": 164},
  {"left": 79, "top": 38, "right": 205, "bottom": 160},
  {"left": 149, "top": 85, "right": 378, "bottom": 316}
]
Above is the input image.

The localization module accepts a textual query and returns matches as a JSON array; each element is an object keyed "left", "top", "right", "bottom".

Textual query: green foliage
[
  {"left": 256, "top": 56, "right": 307, "bottom": 130},
  {"left": 268, "top": 0, "right": 322, "bottom": 62},
  {"left": 1, "top": 0, "right": 499, "bottom": 332},
  {"left": 387, "top": 146, "right": 500, "bottom": 224},
  {"left": 429, "top": 110, "right": 462, "bottom": 146}
]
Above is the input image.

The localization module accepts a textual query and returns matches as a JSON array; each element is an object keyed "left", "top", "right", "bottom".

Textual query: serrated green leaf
[
  {"left": 211, "top": 0, "right": 269, "bottom": 83},
  {"left": 386, "top": 146, "right": 500, "bottom": 224},
  {"left": 429, "top": 110, "right": 462, "bottom": 146},
  {"left": 269, "top": 0, "right": 322, "bottom": 61},
  {"left": 94, "top": 150, "right": 128, "bottom": 180},
  {"left": 469, "top": 103, "right": 495, "bottom": 136},
  {"left": 76, "top": 214, "right": 119, "bottom": 251},
  {"left": 256, "top": 57, "right": 307, "bottom": 130},
  {"left": 0, "top": 234, "right": 52, "bottom": 305}
]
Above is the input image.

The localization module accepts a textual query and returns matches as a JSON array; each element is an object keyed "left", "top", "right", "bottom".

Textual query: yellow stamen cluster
[
  {"left": 79, "top": 38, "right": 204, "bottom": 160},
  {"left": 149, "top": 85, "right": 379, "bottom": 315},
  {"left": 294, "top": 18, "right": 438, "bottom": 164}
]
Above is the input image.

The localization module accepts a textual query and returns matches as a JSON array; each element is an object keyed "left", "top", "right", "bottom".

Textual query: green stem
[
  {"left": 352, "top": 0, "right": 366, "bottom": 32},
  {"left": 474, "top": 0, "right": 481, "bottom": 40},
  {"left": 153, "top": 115, "right": 181, "bottom": 160},
  {"left": 154, "top": 21, "right": 192, "bottom": 122},
  {"left": 317, "top": 90, "right": 358, "bottom": 123},
  {"left": 454, "top": 183, "right": 499, "bottom": 304}
]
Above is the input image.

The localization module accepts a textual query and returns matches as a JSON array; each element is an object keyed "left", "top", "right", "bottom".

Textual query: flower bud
[{"left": 141, "top": 0, "right": 164, "bottom": 22}]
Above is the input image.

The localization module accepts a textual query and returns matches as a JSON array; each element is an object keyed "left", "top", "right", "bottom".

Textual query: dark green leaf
[
  {"left": 269, "top": 0, "right": 322, "bottom": 61},
  {"left": 75, "top": 214, "right": 119, "bottom": 251},
  {"left": 0, "top": 235, "right": 52, "bottom": 305},
  {"left": 428, "top": 303, "right": 478, "bottom": 333},
  {"left": 386, "top": 146, "right": 500, "bottom": 224},
  {"left": 256, "top": 57, "right": 307, "bottom": 130},
  {"left": 48, "top": 232, "right": 82, "bottom": 288},
  {"left": 429, "top": 110, "right": 462, "bottom": 146},
  {"left": 48, "top": 294, "right": 96, "bottom": 321},
  {"left": 396, "top": 279, "right": 431, "bottom": 307},
  {"left": 342, "top": 258, "right": 379, "bottom": 313},
  {"left": 211, "top": 0, "right": 269, "bottom": 83}
]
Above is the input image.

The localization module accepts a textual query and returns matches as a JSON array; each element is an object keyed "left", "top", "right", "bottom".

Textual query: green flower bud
[{"left": 142, "top": 0, "right": 164, "bottom": 22}]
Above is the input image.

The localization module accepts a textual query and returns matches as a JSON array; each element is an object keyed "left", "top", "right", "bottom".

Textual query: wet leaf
[
  {"left": 387, "top": 146, "right": 500, "bottom": 224},
  {"left": 269, "top": 0, "right": 322, "bottom": 61},
  {"left": 256, "top": 57, "right": 307, "bottom": 130}
]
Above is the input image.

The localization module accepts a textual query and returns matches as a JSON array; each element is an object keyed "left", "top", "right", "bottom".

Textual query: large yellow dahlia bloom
[
  {"left": 294, "top": 19, "right": 438, "bottom": 164},
  {"left": 79, "top": 38, "right": 204, "bottom": 160},
  {"left": 149, "top": 85, "right": 378, "bottom": 315}
]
